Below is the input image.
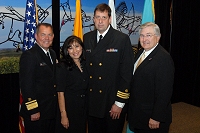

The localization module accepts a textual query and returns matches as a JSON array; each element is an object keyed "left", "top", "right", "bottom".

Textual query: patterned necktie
[
  {"left": 46, "top": 52, "right": 52, "bottom": 64},
  {"left": 136, "top": 52, "right": 145, "bottom": 69}
]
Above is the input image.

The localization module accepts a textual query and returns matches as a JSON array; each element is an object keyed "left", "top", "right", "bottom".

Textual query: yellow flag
[{"left": 73, "top": 0, "right": 83, "bottom": 41}]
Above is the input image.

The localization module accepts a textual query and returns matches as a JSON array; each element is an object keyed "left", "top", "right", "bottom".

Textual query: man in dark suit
[
  {"left": 19, "top": 23, "right": 57, "bottom": 133},
  {"left": 83, "top": 3, "right": 134, "bottom": 133},
  {"left": 128, "top": 22, "right": 175, "bottom": 133}
]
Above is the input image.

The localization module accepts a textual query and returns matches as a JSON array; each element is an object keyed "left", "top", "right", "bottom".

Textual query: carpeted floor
[
  {"left": 169, "top": 102, "right": 200, "bottom": 133},
  {"left": 123, "top": 102, "right": 200, "bottom": 133}
]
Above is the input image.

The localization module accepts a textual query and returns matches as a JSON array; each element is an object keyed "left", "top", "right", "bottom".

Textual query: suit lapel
[
  {"left": 91, "top": 27, "right": 114, "bottom": 56},
  {"left": 49, "top": 49, "right": 56, "bottom": 71},
  {"left": 135, "top": 44, "right": 160, "bottom": 72},
  {"left": 134, "top": 49, "right": 144, "bottom": 64},
  {"left": 35, "top": 44, "right": 53, "bottom": 70},
  {"left": 88, "top": 31, "right": 97, "bottom": 50}
]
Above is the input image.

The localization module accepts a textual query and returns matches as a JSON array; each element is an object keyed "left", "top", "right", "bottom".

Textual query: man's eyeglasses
[{"left": 139, "top": 34, "right": 156, "bottom": 39}]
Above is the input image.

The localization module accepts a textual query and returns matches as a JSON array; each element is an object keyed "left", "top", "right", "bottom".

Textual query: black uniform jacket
[
  {"left": 19, "top": 44, "right": 57, "bottom": 120},
  {"left": 83, "top": 26, "right": 134, "bottom": 118},
  {"left": 128, "top": 44, "right": 175, "bottom": 130}
]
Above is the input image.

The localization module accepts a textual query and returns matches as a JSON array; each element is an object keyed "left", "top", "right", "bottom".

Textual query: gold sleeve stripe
[
  {"left": 117, "top": 91, "right": 130, "bottom": 99},
  {"left": 25, "top": 100, "right": 38, "bottom": 110},
  {"left": 117, "top": 91, "right": 130, "bottom": 96},
  {"left": 25, "top": 100, "right": 37, "bottom": 105}
]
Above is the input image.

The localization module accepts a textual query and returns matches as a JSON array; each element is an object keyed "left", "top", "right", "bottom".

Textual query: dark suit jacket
[
  {"left": 83, "top": 26, "right": 134, "bottom": 118},
  {"left": 128, "top": 44, "right": 175, "bottom": 130},
  {"left": 19, "top": 44, "right": 57, "bottom": 120}
]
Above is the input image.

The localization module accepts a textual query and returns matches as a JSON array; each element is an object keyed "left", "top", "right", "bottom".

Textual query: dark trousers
[
  {"left": 88, "top": 112, "right": 126, "bottom": 133},
  {"left": 24, "top": 118, "right": 56, "bottom": 133}
]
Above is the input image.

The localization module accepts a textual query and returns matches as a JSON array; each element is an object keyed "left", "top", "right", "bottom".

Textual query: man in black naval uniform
[
  {"left": 19, "top": 23, "right": 57, "bottom": 133},
  {"left": 83, "top": 3, "right": 134, "bottom": 133}
]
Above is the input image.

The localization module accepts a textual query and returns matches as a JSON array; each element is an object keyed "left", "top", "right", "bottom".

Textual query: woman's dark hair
[{"left": 60, "top": 35, "right": 85, "bottom": 70}]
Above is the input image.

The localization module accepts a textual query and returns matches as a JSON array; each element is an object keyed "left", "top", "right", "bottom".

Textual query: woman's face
[{"left": 67, "top": 41, "right": 82, "bottom": 61}]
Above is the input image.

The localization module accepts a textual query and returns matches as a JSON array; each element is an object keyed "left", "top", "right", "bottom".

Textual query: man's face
[
  {"left": 35, "top": 25, "right": 54, "bottom": 50},
  {"left": 139, "top": 26, "right": 160, "bottom": 51},
  {"left": 93, "top": 10, "right": 111, "bottom": 34}
]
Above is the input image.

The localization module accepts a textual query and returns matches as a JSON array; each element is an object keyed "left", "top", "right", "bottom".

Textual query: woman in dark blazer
[{"left": 55, "top": 35, "right": 88, "bottom": 133}]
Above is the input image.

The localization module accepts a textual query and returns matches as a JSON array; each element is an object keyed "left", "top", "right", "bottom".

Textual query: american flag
[
  {"left": 23, "top": 0, "right": 37, "bottom": 51},
  {"left": 19, "top": 1, "right": 37, "bottom": 132}
]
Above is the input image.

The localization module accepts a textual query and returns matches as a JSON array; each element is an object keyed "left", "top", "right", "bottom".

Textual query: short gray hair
[{"left": 139, "top": 22, "right": 161, "bottom": 37}]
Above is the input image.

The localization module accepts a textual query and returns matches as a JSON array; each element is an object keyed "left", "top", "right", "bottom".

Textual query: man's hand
[
  {"left": 31, "top": 112, "right": 40, "bottom": 121},
  {"left": 149, "top": 118, "right": 160, "bottom": 129},
  {"left": 109, "top": 104, "right": 122, "bottom": 119}
]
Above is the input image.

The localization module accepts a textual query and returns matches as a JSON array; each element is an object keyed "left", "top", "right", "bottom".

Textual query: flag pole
[{"left": 34, "top": 0, "right": 38, "bottom": 24}]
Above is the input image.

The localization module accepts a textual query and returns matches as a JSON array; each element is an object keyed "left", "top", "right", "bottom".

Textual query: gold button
[
  {"left": 54, "top": 85, "right": 56, "bottom": 87},
  {"left": 90, "top": 63, "right": 92, "bottom": 66},
  {"left": 99, "top": 90, "right": 102, "bottom": 93},
  {"left": 99, "top": 77, "right": 102, "bottom": 79},
  {"left": 90, "top": 76, "right": 92, "bottom": 78},
  {"left": 99, "top": 63, "right": 102, "bottom": 66},
  {"left": 90, "top": 89, "right": 92, "bottom": 91},
  {"left": 54, "top": 95, "right": 56, "bottom": 96},
  {"left": 125, "top": 89, "right": 128, "bottom": 92}
]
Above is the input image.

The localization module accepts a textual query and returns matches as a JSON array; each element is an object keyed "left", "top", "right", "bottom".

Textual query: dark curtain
[
  {"left": 154, "top": 0, "right": 172, "bottom": 52},
  {"left": 0, "top": 73, "right": 20, "bottom": 132},
  {"left": 170, "top": 0, "right": 200, "bottom": 106},
  {"left": 154, "top": 0, "right": 200, "bottom": 107}
]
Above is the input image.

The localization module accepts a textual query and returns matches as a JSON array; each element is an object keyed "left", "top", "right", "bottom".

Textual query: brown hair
[{"left": 94, "top": 3, "right": 111, "bottom": 17}]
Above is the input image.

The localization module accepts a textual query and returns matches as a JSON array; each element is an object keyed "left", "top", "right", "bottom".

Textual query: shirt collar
[
  {"left": 144, "top": 43, "right": 158, "bottom": 56},
  {"left": 36, "top": 42, "right": 49, "bottom": 54},
  {"left": 97, "top": 25, "right": 110, "bottom": 39}
]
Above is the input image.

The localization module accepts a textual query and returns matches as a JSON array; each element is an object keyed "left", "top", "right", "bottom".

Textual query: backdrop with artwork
[{"left": 0, "top": 0, "right": 144, "bottom": 74}]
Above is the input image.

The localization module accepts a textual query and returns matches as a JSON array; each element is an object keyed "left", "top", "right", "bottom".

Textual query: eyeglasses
[
  {"left": 94, "top": 16, "right": 108, "bottom": 21},
  {"left": 139, "top": 34, "right": 156, "bottom": 39}
]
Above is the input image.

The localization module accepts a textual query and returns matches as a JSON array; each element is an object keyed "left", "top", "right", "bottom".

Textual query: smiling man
[
  {"left": 128, "top": 22, "right": 175, "bottom": 133},
  {"left": 19, "top": 23, "right": 57, "bottom": 133}
]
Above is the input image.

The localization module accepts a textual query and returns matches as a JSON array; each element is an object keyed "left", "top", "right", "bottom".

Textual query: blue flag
[
  {"left": 23, "top": 0, "right": 37, "bottom": 51},
  {"left": 141, "top": 0, "right": 155, "bottom": 24}
]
